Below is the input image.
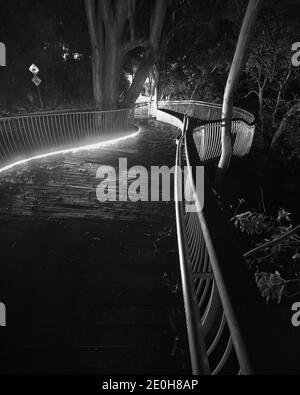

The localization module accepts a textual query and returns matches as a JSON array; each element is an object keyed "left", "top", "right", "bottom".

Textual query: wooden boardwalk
[{"left": 0, "top": 119, "right": 190, "bottom": 374}]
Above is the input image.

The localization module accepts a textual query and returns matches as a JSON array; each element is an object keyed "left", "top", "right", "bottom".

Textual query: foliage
[
  {"left": 232, "top": 201, "right": 300, "bottom": 304},
  {"left": 0, "top": 0, "right": 238, "bottom": 111},
  {"left": 0, "top": 0, "right": 299, "bottom": 118},
  {"left": 280, "top": 111, "right": 300, "bottom": 168},
  {"left": 233, "top": 207, "right": 292, "bottom": 237},
  {"left": 255, "top": 271, "right": 287, "bottom": 304},
  {"left": 159, "top": 0, "right": 236, "bottom": 102},
  {"left": 255, "top": 271, "right": 300, "bottom": 304},
  {"left": 238, "top": 0, "right": 300, "bottom": 148},
  {"left": 0, "top": 0, "right": 91, "bottom": 113},
  {"left": 243, "top": 21, "right": 297, "bottom": 139}
]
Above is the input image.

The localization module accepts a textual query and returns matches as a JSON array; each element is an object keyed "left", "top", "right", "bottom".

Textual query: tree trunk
[
  {"left": 149, "top": 66, "right": 159, "bottom": 117},
  {"left": 122, "top": 0, "right": 167, "bottom": 108},
  {"left": 91, "top": 49, "right": 104, "bottom": 109},
  {"left": 85, "top": 0, "right": 105, "bottom": 109},
  {"left": 273, "top": 89, "right": 281, "bottom": 128},
  {"left": 216, "top": 0, "right": 262, "bottom": 190},
  {"left": 258, "top": 87, "right": 264, "bottom": 138},
  {"left": 272, "top": 66, "right": 292, "bottom": 128},
  {"left": 190, "top": 80, "right": 201, "bottom": 101},
  {"left": 103, "top": 37, "right": 123, "bottom": 109},
  {"left": 122, "top": 54, "right": 157, "bottom": 108}
]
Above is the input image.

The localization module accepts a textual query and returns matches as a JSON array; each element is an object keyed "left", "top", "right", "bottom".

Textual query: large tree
[
  {"left": 85, "top": 0, "right": 172, "bottom": 110},
  {"left": 216, "top": 0, "right": 262, "bottom": 190}
]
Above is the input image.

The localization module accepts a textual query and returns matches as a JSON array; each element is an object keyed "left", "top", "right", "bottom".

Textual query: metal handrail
[
  {"left": 157, "top": 101, "right": 255, "bottom": 163},
  {"left": 159, "top": 103, "right": 290, "bottom": 374},
  {"left": 158, "top": 100, "right": 255, "bottom": 124},
  {"left": 174, "top": 115, "right": 210, "bottom": 375},
  {"left": 0, "top": 108, "right": 136, "bottom": 169},
  {"left": 0, "top": 99, "right": 151, "bottom": 170},
  {"left": 0, "top": 107, "right": 132, "bottom": 121},
  {"left": 193, "top": 119, "right": 255, "bottom": 162},
  {"left": 134, "top": 101, "right": 150, "bottom": 109}
]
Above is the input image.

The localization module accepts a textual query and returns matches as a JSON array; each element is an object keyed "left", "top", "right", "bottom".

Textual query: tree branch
[
  {"left": 160, "top": 20, "right": 203, "bottom": 55},
  {"left": 115, "top": 0, "right": 129, "bottom": 35},
  {"left": 149, "top": 0, "right": 168, "bottom": 50},
  {"left": 98, "top": 0, "right": 113, "bottom": 29},
  {"left": 85, "top": 0, "right": 101, "bottom": 50},
  {"left": 127, "top": 0, "right": 136, "bottom": 41},
  {"left": 122, "top": 39, "right": 149, "bottom": 56},
  {"left": 244, "top": 225, "right": 300, "bottom": 259},
  {"left": 244, "top": 90, "right": 259, "bottom": 98}
]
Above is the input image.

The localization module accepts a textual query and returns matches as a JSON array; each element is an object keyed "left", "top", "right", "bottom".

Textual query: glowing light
[{"left": 0, "top": 129, "right": 140, "bottom": 174}]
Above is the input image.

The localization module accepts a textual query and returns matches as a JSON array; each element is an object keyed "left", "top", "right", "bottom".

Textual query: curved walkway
[{"left": 0, "top": 119, "right": 190, "bottom": 374}]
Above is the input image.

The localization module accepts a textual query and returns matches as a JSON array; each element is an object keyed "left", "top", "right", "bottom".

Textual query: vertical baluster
[
  {"left": 15, "top": 118, "right": 27, "bottom": 153},
  {"left": 47, "top": 114, "right": 55, "bottom": 148},
  {"left": 50, "top": 114, "right": 59, "bottom": 148},
  {"left": 89, "top": 112, "right": 94, "bottom": 139},
  {"left": 61, "top": 114, "right": 69, "bottom": 146},
  {"left": 54, "top": 114, "right": 63, "bottom": 147},
  {"left": 39, "top": 115, "right": 49, "bottom": 148},
  {"left": 0, "top": 122, "right": 9, "bottom": 162},
  {"left": 3, "top": 121, "right": 14, "bottom": 158},
  {"left": 7, "top": 118, "right": 18, "bottom": 156},
  {"left": 93, "top": 111, "right": 97, "bottom": 138},
  {"left": 72, "top": 113, "right": 79, "bottom": 142},
  {"left": 80, "top": 112, "right": 85, "bottom": 141},
  {"left": 21, "top": 118, "right": 31, "bottom": 153},
  {"left": 33, "top": 116, "right": 44, "bottom": 148},
  {"left": 69, "top": 113, "right": 76, "bottom": 142}
]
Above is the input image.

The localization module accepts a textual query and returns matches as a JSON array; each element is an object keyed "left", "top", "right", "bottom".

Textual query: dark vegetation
[
  {"left": 158, "top": 0, "right": 300, "bottom": 303},
  {"left": 0, "top": 0, "right": 93, "bottom": 114}
]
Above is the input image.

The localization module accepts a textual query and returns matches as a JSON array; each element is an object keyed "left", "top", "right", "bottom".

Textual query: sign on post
[
  {"left": 29, "top": 63, "right": 43, "bottom": 110},
  {"left": 29, "top": 64, "right": 39, "bottom": 75},
  {"left": 32, "top": 75, "right": 42, "bottom": 87}
]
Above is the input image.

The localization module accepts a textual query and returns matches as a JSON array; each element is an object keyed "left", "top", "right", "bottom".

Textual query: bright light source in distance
[{"left": 0, "top": 129, "right": 140, "bottom": 174}]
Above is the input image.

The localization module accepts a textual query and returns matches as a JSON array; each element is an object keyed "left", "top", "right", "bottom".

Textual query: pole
[{"left": 37, "top": 85, "right": 44, "bottom": 111}]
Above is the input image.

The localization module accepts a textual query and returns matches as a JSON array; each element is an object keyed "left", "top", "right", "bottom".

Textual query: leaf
[
  {"left": 255, "top": 272, "right": 286, "bottom": 304},
  {"left": 277, "top": 208, "right": 292, "bottom": 223}
]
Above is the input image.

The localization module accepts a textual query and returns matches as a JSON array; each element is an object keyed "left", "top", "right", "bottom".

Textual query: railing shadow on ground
[{"left": 157, "top": 102, "right": 295, "bottom": 375}]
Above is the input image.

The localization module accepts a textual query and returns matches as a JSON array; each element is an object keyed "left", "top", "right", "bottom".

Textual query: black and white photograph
[{"left": 0, "top": 0, "right": 300, "bottom": 380}]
